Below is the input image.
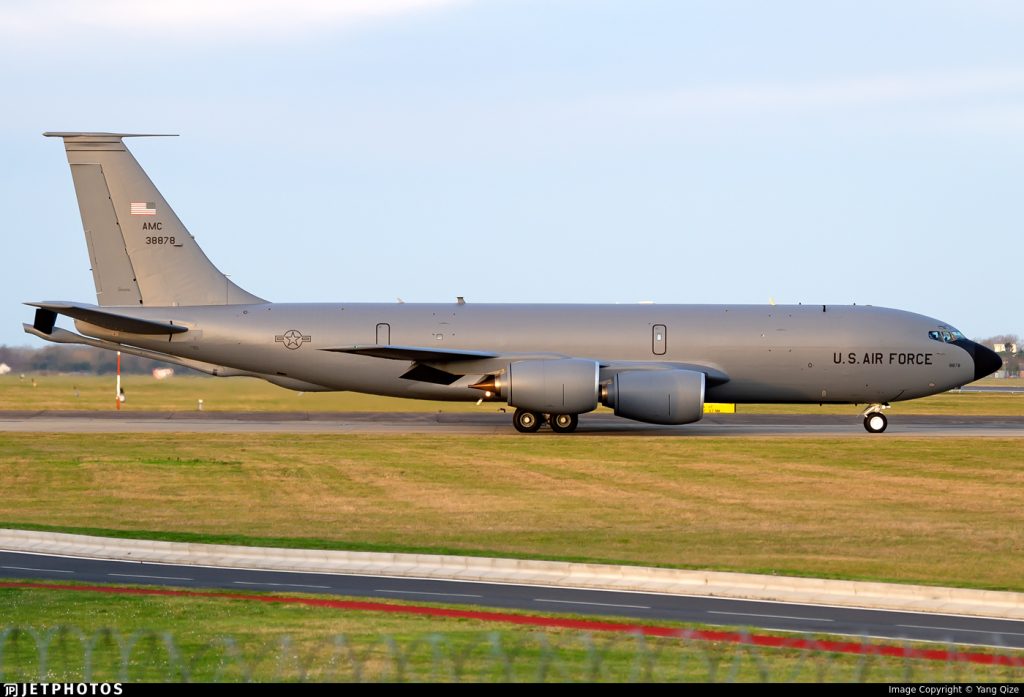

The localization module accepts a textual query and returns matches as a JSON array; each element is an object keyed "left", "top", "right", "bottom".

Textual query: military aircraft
[{"left": 24, "top": 132, "right": 1001, "bottom": 434}]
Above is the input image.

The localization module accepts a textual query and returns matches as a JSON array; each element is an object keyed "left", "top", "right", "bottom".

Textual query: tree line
[{"left": 0, "top": 344, "right": 201, "bottom": 375}]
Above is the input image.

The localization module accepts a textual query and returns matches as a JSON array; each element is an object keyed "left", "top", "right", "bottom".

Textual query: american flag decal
[{"left": 130, "top": 202, "right": 156, "bottom": 216}]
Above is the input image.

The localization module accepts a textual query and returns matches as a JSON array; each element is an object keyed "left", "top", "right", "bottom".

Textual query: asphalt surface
[
  {"left": 0, "top": 410, "right": 1021, "bottom": 436},
  {"left": 2, "top": 550, "right": 1023, "bottom": 649}
]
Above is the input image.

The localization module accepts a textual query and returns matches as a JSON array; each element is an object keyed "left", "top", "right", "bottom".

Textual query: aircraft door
[
  {"left": 653, "top": 324, "right": 667, "bottom": 355},
  {"left": 376, "top": 322, "right": 390, "bottom": 346}
]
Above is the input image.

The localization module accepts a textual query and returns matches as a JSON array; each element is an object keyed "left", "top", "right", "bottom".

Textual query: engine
[
  {"left": 600, "top": 369, "right": 705, "bottom": 425},
  {"left": 495, "top": 358, "right": 600, "bottom": 414}
]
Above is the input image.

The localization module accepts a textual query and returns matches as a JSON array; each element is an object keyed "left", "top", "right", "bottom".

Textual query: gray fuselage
[{"left": 77, "top": 302, "right": 976, "bottom": 404}]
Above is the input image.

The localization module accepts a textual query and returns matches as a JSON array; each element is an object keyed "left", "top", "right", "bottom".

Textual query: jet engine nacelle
[
  {"left": 501, "top": 358, "right": 600, "bottom": 414},
  {"left": 601, "top": 369, "right": 706, "bottom": 425}
]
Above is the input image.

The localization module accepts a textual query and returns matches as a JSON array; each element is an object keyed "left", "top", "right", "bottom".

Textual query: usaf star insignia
[{"left": 275, "top": 329, "right": 311, "bottom": 349}]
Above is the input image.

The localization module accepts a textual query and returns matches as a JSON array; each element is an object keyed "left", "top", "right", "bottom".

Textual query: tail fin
[{"left": 44, "top": 132, "right": 264, "bottom": 307}]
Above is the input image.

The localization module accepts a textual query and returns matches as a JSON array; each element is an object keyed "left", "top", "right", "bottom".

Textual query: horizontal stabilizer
[
  {"left": 43, "top": 132, "right": 178, "bottom": 139},
  {"left": 322, "top": 344, "right": 499, "bottom": 362},
  {"left": 25, "top": 301, "right": 188, "bottom": 335},
  {"left": 24, "top": 323, "right": 329, "bottom": 392}
]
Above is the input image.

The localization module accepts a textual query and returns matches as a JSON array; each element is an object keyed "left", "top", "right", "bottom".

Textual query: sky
[{"left": 1, "top": 0, "right": 1022, "bottom": 346}]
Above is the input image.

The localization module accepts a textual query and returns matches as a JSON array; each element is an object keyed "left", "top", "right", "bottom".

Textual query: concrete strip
[{"left": 1, "top": 528, "right": 1022, "bottom": 619}]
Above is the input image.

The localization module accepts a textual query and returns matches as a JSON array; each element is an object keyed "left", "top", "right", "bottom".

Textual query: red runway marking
[{"left": 2, "top": 580, "right": 1022, "bottom": 667}]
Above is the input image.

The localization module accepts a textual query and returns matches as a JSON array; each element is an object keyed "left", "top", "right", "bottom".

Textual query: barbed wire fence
[{"left": 1, "top": 626, "right": 1022, "bottom": 683}]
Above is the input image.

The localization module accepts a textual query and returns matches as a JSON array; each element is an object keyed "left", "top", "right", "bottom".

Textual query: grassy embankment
[
  {"left": 2, "top": 434, "right": 1022, "bottom": 591},
  {"left": 1, "top": 374, "right": 1022, "bottom": 414},
  {"left": 2, "top": 375, "right": 1020, "bottom": 666},
  {"left": 1, "top": 583, "right": 1019, "bottom": 682}
]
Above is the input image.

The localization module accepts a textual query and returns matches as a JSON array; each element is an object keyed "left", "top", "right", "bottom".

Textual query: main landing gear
[
  {"left": 861, "top": 404, "right": 890, "bottom": 433},
  {"left": 512, "top": 408, "right": 542, "bottom": 433},
  {"left": 512, "top": 408, "right": 579, "bottom": 434},
  {"left": 550, "top": 413, "right": 579, "bottom": 434}
]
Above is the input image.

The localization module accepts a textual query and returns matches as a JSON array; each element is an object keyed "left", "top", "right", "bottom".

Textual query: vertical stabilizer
[{"left": 45, "top": 132, "right": 264, "bottom": 307}]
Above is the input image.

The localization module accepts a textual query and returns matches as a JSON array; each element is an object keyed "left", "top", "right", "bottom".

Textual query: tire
[
  {"left": 513, "top": 408, "right": 542, "bottom": 433},
  {"left": 549, "top": 413, "right": 579, "bottom": 434},
  {"left": 863, "top": 412, "right": 888, "bottom": 433}
]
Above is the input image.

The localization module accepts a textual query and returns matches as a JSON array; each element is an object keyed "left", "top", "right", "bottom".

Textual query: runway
[
  {"left": 957, "top": 385, "right": 1024, "bottom": 394},
  {"left": 2, "top": 550, "right": 1023, "bottom": 649},
  {"left": 0, "top": 410, "right": 1020, "bottom": 436}
]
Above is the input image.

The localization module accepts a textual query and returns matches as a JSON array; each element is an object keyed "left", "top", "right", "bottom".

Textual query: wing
[
  {"left": 322, "top": 344, "right": 499, "bottom": 362},
  {"left": 322, "top": 344, "right": 729, "bottom": 387}
]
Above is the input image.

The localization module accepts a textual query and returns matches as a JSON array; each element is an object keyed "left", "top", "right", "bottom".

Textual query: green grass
[
  {"left": 1, "top": 374, "right": 1021, "bottom": 414},
  {"left": 1, "top": 583, "right": 1019, "bottom": 682},
  {"left": 2, "top": 433, "right": 1023, "bottom": 591},
  {"left": 0, "top": 374, "right": 485, "bottom": 412}
]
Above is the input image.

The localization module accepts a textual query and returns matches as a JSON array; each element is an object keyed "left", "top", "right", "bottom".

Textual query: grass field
[
  {"left": 2, "top": 583, "right": 1019, "bottom": 682},
  {"left": 2, "top": 434, "right": 1023, "bottom": 591},
  {"left": 1, "top": 374, "right": 1022, "bottom": 415}
]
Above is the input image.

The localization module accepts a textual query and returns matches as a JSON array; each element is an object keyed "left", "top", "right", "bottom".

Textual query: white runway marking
[
  {"left": 376, "top": 589, "right": 483, "bottom": 598},
  {"left": 233, "top": 581, "right": 330, "bottom": 589},
  {"left": 534, "top": 598, "right": 650, "bottom": 610},
  {"left": 708, "top": 610, "right": 833, "bottom": 622},
  {"left": 3, "top": 565, "right": 73, "bottom": 574},
  {"left": 108, "top": 573, "right": 193, "bottom": 581}
]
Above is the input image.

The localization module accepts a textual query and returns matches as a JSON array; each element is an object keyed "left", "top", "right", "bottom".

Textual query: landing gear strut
[
  {"left": 861, "top": 404, "right": 890, "bottom": 433},
  {"left": 512, "top": 408, "right": 542, "bottom": 433}
]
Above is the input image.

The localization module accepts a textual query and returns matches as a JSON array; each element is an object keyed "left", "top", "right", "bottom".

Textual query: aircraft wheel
[
  {"left": 549, "top": 413, "right": 579, "bottom": 434},
  {"left": 863, "top": 412, "right": 888, "bottom": 433},
  {"left": 513, "top": 408, "right": 542, "bottom": 433}
]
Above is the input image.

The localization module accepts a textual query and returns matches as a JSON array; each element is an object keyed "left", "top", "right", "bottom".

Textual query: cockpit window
[{"left": 929, "top": 328, "right": 964, "bottom": 343}]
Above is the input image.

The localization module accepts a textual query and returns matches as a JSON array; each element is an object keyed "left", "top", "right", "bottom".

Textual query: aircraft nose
[{"left": 969, "top": 341, "right": 1003, "bottom": 381}]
